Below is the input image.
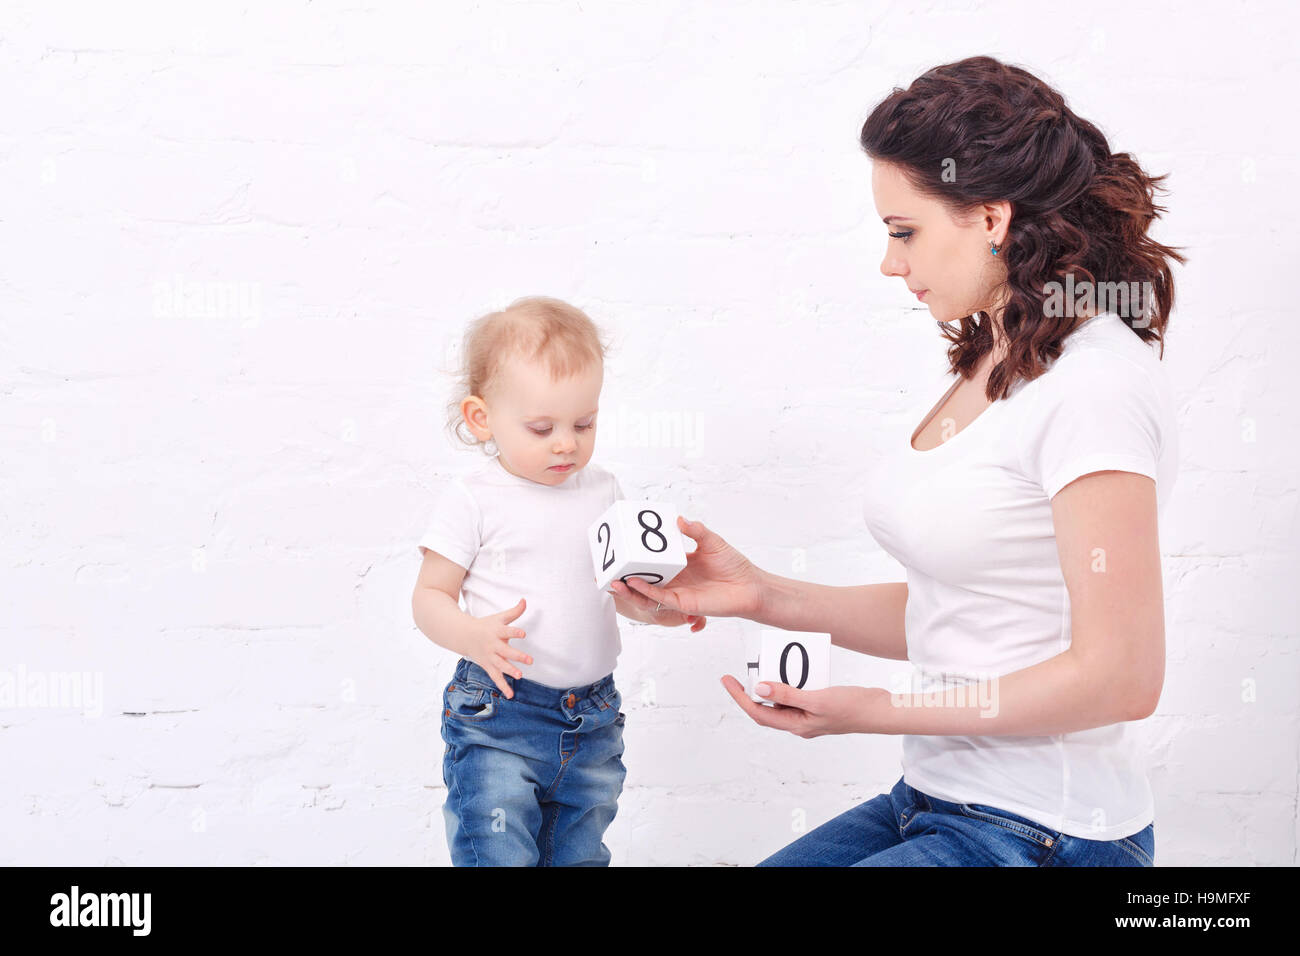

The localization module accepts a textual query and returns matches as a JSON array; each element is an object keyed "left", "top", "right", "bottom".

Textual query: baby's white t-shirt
[
  {"left": 418, "top": 456, "right": 624, "bottom": 689},
  {"left": 862, "top": 311, "right": 1179, "bottom": 841}
]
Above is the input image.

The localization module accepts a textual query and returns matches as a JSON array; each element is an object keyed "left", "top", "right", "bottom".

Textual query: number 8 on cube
[{"left": 588, "top": 500, "right": 688, "bottom": 591}]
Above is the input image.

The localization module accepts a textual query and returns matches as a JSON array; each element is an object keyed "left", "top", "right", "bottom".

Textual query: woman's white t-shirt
[
  {"left": 861, "top": 311, "right": 1179, "bottom": 840},
  {"left": 418, "top": 457, "right": 624, "bottom": 689}
]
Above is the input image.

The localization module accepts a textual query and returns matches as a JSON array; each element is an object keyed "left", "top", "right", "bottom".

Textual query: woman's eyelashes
[{"left": 888, "top": 229, "right": 914, "bottom": 243}]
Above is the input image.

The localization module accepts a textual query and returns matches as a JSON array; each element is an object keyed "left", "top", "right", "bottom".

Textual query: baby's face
[{"left": 482, "top": 354, "right": 603, "bottom": 486}]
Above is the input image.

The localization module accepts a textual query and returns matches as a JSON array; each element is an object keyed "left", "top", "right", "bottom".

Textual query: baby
[{"left": 412, "top": 296, "right": 705, "bottom": 867}]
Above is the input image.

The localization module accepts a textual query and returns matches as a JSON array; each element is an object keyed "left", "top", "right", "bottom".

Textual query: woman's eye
[{"left": 889, "top": 230, "right": 914, "bottom": 243}]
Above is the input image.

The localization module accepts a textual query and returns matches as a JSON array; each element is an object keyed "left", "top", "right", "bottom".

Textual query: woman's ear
[{"left": 981, "top": 199, "right": 1013, "bottom": 245}]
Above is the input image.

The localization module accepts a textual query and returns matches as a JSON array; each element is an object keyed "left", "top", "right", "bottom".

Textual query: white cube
[
  {"left": 588, "top": 500, "right": 688, "bottom": 591},
  {"left": 749, "top": 630, "right": 831, "bottom": 704}
]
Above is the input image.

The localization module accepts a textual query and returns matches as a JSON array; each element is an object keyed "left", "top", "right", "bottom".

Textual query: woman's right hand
[{"left": 615, "top": 516, "right": 764, "bottom": 621}]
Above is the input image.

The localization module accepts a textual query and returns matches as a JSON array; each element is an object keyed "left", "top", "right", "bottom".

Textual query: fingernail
[{"left": 756, "top": 683, "right": 771, "bottom": 696}]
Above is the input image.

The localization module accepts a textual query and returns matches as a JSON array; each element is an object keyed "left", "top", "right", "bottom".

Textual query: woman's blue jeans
[
  {"left": 440, "top": 658, "right": 627, "bottom": 867},
  {"left": 758, "top": 775, "right": 1156, "bottom": 866}
]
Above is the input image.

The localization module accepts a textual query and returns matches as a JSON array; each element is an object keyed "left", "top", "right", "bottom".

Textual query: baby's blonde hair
[{"left": 445, "top": 295, "right": 610, "bottom": 452}]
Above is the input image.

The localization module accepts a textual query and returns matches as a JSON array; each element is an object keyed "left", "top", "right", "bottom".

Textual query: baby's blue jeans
[
  {"left": 440, "top": 658, "right": 627, "bottom": 866},
  {"left": 758, "top": 775, "right": 1156, "bottom": 866}
]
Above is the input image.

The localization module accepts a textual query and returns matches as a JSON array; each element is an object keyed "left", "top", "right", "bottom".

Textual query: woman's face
[{"left": 872, "top": 160, "right": 1011, "bottom": 326}]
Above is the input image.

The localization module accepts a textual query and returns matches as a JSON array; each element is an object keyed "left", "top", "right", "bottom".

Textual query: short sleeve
[
  {"left": 416, "top": 480, "right": 481, "bottom": 571},
  {"left": 612, "top": 475, "right": 626, "bottom": 504},
  {"left": 1018, "top": 352, "right": 1164, "bottom": 500}
]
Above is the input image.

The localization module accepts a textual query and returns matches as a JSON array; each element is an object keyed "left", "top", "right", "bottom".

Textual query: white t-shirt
[
  {"left": 417, "top": 456, "right": 624, "bottom": 689},
  {"left": 861, "top": 311, "right": 1179, "bottom": 840}
]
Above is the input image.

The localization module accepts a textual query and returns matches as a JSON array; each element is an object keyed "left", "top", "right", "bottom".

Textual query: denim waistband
[{"left": 454, "top": 658, "right": 618, "bottom": 712}]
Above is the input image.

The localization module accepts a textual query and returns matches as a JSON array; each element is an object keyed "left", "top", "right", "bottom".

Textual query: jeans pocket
[
  {"left": 958, "top": 802, "right": 1059, "bottom": 849},
  {"left": 1116, "top": 825, "right": 1155, "bottom": 867},
  {"left": 444, "top": 683, "right": 497, "bottom": 721},
  {"left": 459, "top": 661, "right": 500, "bottom": 693}
]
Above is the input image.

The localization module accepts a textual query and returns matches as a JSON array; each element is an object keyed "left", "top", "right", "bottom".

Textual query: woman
[{"left": 613, "top": 55, "right": 1185, "bottom": 867}]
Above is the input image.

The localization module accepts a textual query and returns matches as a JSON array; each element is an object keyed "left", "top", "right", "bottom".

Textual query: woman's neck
[{"left": 985, "top": 299, "right": 1097, "bottom": 358}]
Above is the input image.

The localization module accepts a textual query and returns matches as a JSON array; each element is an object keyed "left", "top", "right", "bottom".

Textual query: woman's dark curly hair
[{"left": 860, "top": 55, "right": 1187, "bottom": 399}]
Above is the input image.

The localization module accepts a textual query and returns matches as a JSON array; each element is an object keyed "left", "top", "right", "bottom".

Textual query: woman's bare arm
[
  {"left": 752, "top": 572, "right": 909, "bottom": 661},
  {"left": 618, "top": 516, "right": 909, "bottom": 661},
  {"left": 876, "top": 471, "right": 1164, "bottom": 735}
]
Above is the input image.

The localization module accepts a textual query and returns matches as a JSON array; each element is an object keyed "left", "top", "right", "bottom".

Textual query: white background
[{"left": 2, "top": 0, "right": 1297, "bottom": 865}]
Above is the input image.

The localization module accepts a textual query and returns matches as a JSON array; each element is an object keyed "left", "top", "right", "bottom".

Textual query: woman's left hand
[{"left": 719, "top": 675, "right": 896, "bottom": 737}]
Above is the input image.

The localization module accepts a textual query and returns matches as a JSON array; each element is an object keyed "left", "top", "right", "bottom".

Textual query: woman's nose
[{"left": 880, "top": 253, "right": 906, "bottom": 278}]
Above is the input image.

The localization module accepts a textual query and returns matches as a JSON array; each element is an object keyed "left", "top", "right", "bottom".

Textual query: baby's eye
[{"left": 529, "top": 420, "right": 593, "bottom": 436}]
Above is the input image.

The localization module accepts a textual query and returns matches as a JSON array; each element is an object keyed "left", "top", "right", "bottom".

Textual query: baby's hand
[{"left": 467, "top": 598, "right": 533, "bottom": 698}]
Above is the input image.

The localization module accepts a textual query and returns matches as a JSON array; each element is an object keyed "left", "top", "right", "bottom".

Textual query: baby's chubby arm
[{"left": 412, "top": 548, "right": 533, "bottom": 698}]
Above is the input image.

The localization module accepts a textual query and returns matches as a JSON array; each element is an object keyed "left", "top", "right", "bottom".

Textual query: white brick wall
[{"left": 2, "top": 0, "right": 1296, "bottom": 866}]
